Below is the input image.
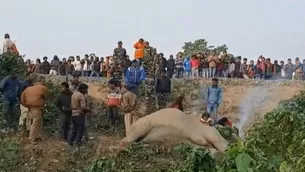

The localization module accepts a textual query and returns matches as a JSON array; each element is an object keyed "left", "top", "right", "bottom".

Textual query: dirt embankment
[{"left": 12, "top": 76, "right": 303, "bottom": 172}]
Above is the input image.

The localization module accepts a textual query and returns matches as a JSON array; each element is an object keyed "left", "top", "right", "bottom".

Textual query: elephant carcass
[{"left": 111, "top": 108, "right": 229, "bottom": 155}]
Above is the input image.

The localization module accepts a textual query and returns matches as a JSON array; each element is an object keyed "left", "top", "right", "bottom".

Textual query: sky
[{"left": 0, "top": 0, "right": 304, "bottom": 61}]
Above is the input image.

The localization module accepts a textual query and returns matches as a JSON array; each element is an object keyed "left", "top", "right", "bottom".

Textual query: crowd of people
[
  {"left": 22, "top": 49, "right": 305, "bottom": 80},
  {"left": 3, "top": 34, "right": 303, "bottom": 80}
]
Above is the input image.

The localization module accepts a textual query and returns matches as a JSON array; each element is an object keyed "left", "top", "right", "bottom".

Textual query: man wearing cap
[{"left": 0, "top": 72, "right": 20, "bottom": 133}]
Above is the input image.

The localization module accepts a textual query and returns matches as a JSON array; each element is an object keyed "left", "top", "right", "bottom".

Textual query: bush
[{"left": 0, "top": 138, "right": 21, "bottom": 171}]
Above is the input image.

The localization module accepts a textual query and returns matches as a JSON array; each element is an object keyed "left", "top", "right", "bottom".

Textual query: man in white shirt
[
  {"left": 72, "top": 56, "right": 83, "bottom": 76},
  {"left": 82, "top": 54, "right": 92, "bottom": 76},
  {"left": 3, "top": 33, "right": 14, "bottom": 53}
]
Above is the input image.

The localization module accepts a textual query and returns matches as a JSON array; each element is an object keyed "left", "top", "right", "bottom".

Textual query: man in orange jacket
[
  {"left": 133, "top": 38, "right": 145, "bottom": 66},
  {"left": 21, "top": 76, "right": 49, "bottom": 145}
]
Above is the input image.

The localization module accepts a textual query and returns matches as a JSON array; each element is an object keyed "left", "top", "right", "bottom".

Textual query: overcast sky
[{"left": 1, "top": 0, "right": 304, "bottom": 61}]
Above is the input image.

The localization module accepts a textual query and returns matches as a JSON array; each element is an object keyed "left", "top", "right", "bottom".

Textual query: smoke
[
  {"left": 188, "top": 86, "right": 209, "bottom": 117},
  {"left": 236, "top": 86, "right": 272, "bottom": 139}
]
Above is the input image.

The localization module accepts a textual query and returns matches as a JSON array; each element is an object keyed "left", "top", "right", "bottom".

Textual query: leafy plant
[
  {"left": 0, "top": 139, "right": 21, "bottom": 171},
  {"left": 0, "top": 52, "right": 27, "bottom": 79},
  {"left": 174, "top": 143, "right": 217, "bottom": 172},
  {"left": 43, "top": 81, "right": 61, "bottom": 134}
]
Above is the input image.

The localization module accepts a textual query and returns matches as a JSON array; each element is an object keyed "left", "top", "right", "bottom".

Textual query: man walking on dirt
[
  {"left": 205, "top": 78, "right": 223, "bottom": 125},
  {"left": 21, "top": 76, "right": 49, "bottom": 145}
]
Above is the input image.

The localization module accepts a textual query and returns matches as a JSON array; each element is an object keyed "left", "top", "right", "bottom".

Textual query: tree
[
  {"left": 182, "top": 38, "right": 229, "bottom": 57},
  {"left": 0, "top": 52, "right": 27, "bottom": 80}
]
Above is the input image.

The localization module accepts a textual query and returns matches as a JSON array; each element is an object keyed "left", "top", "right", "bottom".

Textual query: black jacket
[
  {"left": 159, "top": 57, "right": 167, "bottom": 73},
  {"left": 42, "top": 61, "right": 51, "bottom": 74},
  {"left": 166, "top": 59, "right": 175, "bottom": 70},
  {"left": 156, "top": 76, "right": 171, "bottom": 93},
  {"left": 55, "top": 91, "right": 73, "bottom": 113}
]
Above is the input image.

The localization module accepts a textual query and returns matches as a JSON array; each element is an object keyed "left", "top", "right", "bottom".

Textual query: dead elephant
[{"left": 110, "top": 108, "right": 229, "bottom": 157}]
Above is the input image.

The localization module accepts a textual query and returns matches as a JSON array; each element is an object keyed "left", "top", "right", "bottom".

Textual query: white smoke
[{"left": 237, "top": 86, "right": 272, "bottom": 139}]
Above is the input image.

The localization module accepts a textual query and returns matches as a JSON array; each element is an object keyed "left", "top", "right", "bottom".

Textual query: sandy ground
[{"left": 87, "top": 82, "right": 302, "bottom": 124}]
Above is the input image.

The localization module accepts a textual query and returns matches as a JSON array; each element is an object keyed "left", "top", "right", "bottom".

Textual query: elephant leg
[{"left": 110, "top": 120, "right": 152, "bottom": 151}]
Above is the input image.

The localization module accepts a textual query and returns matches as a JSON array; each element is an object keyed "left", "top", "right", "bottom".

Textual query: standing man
[
  {"left": 284, "top": 58, "right": 294, "bottom": 80},
  {"left": 205, "top": 78, "right": 223, "bottom": 125},
  {"left": 142, "top": 41, "right": 155, "bottom": 75},
  {"left": 234, "top": 56, "right": 242, "bottom": 78},
  {"left": 81, "top": 54, "right": 92, "bottom": 77},
  {"left": 42, "top": 56, "right": 51, "bottom": 74},
  {"left": 156, "top": 72, "right": 171, "bottom": 110},
  {"left": 73, "top": 56, "right": 83, "bottom": 76},
  {"left": 17, "top": 73, "right": 33, "bottom": 132},
  {"left": 183, "top": 57, "right": 191, "bottom": 78},
  {"left": 0, "top": 72, "right": 20, "bottom": 133},
  {"left": 221, "top": 51, "right": 230, "bottom": 78},
  {"left": 113, "top": 41, "right": 127, "bottom": 81},
  {"left": 175, "top": 53, "right": 184, "bottom": 78},
  {"left": 272, "top": 60, "right": 282, "bottom": 79},
  {"left": 133, "top": 38, "right": 145, "bottom": 66},
  {"left": 55, "top": 82, "right": 73, "bottom": 141},
  {"left": 158, "top": 53, "right": 167, "bottom": 75},
  {"left": 294, "top": 57, "right": 302, "bottom": 80},
  {"left": 3, "top": 33, "right": 19, "bottom": 54},
  {"left": 21, "top": 76, "right": 49, "bottom": 145},
  {"left": 69, "top": 83, "right": 91, "bottom": 148},
  {"left": 166, "top": 55, "right": 175, "bottom": 78},
  {"left": 50, "top": 55, "right": 60, "bottom": 75},
  {"left": 125, "top": 60, "right": 146, "bottom": 96},
  {"left": 121, "top": 84, "right": 137, "bottom": 135},
  {"left": 240, "top": 58, "right": 248, "bottom": 79},
  {"left": 208, "top": 51, "right": 218, "bottom": 78}
]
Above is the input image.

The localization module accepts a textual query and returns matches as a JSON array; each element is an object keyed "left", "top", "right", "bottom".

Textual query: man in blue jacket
[
  {"left": 205, "top": 78, "right": 223, "bottom": 125},
  {"left": 125, "top": 60, "right": 146, "bottom": 96},
  {"left": 0, "top": 73, "right": 20, "bottom": 133},
  {"left": 183, "top": 57, "right": 191, "bottom": 78},
  {"left": 17, "top": 73, "right": 33, "bottom": 131}
]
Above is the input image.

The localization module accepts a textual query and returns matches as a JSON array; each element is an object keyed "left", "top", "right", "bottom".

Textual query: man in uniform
[
  {"left": 113, "top": 41, "right": 127, "bottom": 80},
  {"left": 21, "top": 76, "right": 49, "bottom": 145}
]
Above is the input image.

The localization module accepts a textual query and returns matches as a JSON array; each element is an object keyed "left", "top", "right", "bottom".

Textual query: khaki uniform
[
  {"left": 21, "top": 83, "right": 49, "bottom": 143},
  {"left": 122, "top": 90, "right": 138, "bottom": 134},
  {"left": 68, "top": 91, "right": 89, "bottom": 146},
  {"left": 19, "top": 104, "right": 31, "bottom": 130}
]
